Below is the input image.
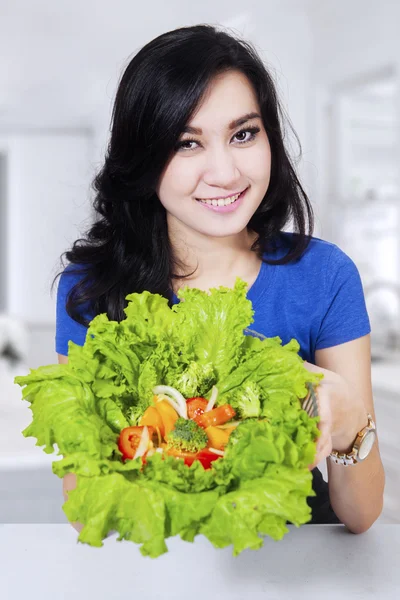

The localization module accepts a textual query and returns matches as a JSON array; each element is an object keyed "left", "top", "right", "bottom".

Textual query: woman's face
[{"left": 156, "top": 70, "right": 271, "bottom": 239}]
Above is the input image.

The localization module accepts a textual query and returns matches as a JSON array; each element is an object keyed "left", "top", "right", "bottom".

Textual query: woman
[{"left": 55, "top": 24, "right": 385, "bottom": 533}]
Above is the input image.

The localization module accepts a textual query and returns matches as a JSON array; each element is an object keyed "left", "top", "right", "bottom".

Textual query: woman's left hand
[{"left": 302, "top": 361, "right": 362, "bottom": 471}]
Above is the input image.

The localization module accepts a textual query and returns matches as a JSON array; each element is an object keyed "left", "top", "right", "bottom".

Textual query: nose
[{"left": 202, "top": 145, "right": 241, "bottom": 189}]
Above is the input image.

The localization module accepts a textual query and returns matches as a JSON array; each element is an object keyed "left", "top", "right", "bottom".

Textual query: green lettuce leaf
[
  {"left": 15, "top": 367, "right": 117, "bottom": 458},
  {"left": 14, "top": 277, "right": 323, "bottom": 557},
  {"left": 200, "top": 465, "right": 314, "bottom": 554},
  {"left": 174, "top": 279, "right": 254, "bottom": 381}
]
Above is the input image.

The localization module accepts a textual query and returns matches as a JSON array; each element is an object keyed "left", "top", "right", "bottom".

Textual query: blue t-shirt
[
  {"left": 56, "top": 233, "right": 371, "bottom": 363},
  {"left": 55, "top": 232, "right": 369, "bottom": 525}
]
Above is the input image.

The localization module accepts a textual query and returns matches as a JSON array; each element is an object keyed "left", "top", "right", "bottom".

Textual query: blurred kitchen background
[{"left": 1, "top": 0, "right": 399, "bottom": 525}]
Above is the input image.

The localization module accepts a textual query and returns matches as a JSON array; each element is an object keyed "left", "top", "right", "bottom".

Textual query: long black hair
[{"left": 52, "top": 24, "right": 314, "bottom": 328}]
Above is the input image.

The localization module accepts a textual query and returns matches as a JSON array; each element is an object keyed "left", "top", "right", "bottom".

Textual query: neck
[{"left": 168, "top": 215, "right": 260, "bottom": 293}]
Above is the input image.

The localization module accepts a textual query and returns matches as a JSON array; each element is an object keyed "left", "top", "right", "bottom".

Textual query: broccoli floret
[
  {"left": 166, "top": 418, "right": 208, "bottom": 453},
  {"left": 167, "top": 362, "right": 216, "bottom": 398},
  {"left": 225, "top": 381, "right": 262, "bottom": 418}
]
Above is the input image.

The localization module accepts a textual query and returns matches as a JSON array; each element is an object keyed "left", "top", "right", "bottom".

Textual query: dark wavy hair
[{"left": 52, "top": 23, "right": 314, "bottom": 329}]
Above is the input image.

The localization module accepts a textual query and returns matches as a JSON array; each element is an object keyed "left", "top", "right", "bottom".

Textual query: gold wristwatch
[{"left": 329, "top": 414, "right": 377, "bottom": 466}]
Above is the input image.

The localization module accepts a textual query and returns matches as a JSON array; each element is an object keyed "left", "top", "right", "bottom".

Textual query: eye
[
  {"left": 175, "top": 126, "right": 261, "bottom": 152},
  {"left": 176, "top": 139, "right": 199, "bottom": 151},
  {"left": 233, "top": 127, "right": 260, "bottom": 144}
]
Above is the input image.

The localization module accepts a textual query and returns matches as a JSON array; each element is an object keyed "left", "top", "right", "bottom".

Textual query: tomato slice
[
  {"left": 164, "top": 446, "right": 198, "bottom": 466},
  {"left": 118, "top": 426, "right": 155, "bottom": 461},
  {"left": 195, "top": 404, "right": 236, "bottom": 429},
  {"left": 196, "top": 448, "right": 221, "bottom": 469},
  {"left": 164, "top": 446, "right": 220, "bottom": 469},
  {"left": 186, "top": 397, "right": 208, "bottom": 420}
]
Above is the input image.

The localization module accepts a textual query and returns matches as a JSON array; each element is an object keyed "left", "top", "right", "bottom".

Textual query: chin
[{"left": 195, "top": 222, "right": 251, "bottom": 238}]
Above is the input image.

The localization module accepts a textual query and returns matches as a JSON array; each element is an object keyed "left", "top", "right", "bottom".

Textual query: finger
[
  {"left": 308, "top": 431, "right": 332, "bottom": 470},
  {"left": 316, "top": 428, "right": 332, "bottom": 455}
]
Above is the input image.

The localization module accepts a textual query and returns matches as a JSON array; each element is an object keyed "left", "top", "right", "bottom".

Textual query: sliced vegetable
[
  {"left": 218, "top": 425, "right": 238, "bottom": 436},
  {"left": 208, "top": 447, "right": 225, "bottom": 456},
  {"left": 195, "top": 448, "right": 221, "bottom": 468},
  {"left": 205, "top": 386, "right": 219, "bottom": 412},
  {"left": 139, "top": 406, "right": 164, "bottom": 431},
  {"left": 154, "top": 392, "right": 181, "bottom": 416},
  {"left": 133, "top": 425, "right": 151, "bottom": 460},
  {"left": 186, "top": 397, "right": 208, "bottom": 420},
  {"left": 153, "top": 386, "right": 188, "bottom": 419},
  {"left": 205, "top": 425, "right": 231, "bottom": 450},
  {"left": 163, "top": 446, "right": 200, "bottom": 466},
  {"left": 195, "top": 404, "right": 236, "bottom": 429},
  {"left": 118, "top": 425, "right": 155, "bottom": 461},
  {"left": 152, "top": 398, "right": 179, "bottom": 437},
  {"left": 164, "top": 445, "right": 220, "bottom": 469}
]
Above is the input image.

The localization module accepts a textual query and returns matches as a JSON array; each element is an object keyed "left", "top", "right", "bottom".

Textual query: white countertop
[{"left": 0, "top": 524, "right": 399, "bottom": 599}]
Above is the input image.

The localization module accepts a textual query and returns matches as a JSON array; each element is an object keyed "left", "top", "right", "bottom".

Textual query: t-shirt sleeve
[
  {"left": 315, "top": 245, "right": 371, "bottom": 350},
  {"left": 55, "top": 266, "right": 91, "bottom": 356}
]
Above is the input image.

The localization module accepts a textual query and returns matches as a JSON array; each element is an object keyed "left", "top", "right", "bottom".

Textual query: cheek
[
  {"left": 160, "top": 158, "right": 196, "bottom": 197},
  {"left": 244, "top": 141, "right": 271, "bottom": 183}
]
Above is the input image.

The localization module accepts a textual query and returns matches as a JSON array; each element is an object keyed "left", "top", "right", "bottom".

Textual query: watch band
[{"left": 329, "top": 414, "right": 376, "bottom": 466}]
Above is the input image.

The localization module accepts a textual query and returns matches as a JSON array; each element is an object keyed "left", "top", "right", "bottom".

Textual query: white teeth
[{"left": 198, "top": 191, "right": 242, "bottom": 207}]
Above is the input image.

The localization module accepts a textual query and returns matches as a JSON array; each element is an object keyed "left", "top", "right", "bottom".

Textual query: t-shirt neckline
[{"left": 170, "top": 253, "right": 276, "bottom": 307}]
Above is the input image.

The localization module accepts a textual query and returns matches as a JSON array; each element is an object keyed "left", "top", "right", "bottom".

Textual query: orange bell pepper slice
[
  {"left": 205, "top": 425, "right": 231, "bottom": 450},
  {"left": 139, "top": 406, "right": 164, "bottom": 431},
  {"left": 139, "top": 398, "right": 179, "bottom": 439},
  {"left": 195, "top": 404, "right": 236, "bottom": 429},
  {"left": 155, "top": 400, "right": 179, "bottom": 437}
]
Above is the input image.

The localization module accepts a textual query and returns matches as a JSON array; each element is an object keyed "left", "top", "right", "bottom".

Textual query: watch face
[{"left": 359, "top": 431, "right": 376, "bottom": 460}]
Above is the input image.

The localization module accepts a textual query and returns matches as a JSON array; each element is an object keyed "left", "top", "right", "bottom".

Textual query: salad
[{"left": 14, "top": 278, "right": 323, "bottom": 557}]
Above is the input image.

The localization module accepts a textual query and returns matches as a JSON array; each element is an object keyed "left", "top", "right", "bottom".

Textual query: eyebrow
[{"left": 182, "top": 112, "right": 261, "bottom": 135}]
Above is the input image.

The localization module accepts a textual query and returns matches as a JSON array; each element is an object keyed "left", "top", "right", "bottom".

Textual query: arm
[
  {"left": 58, "top": 353, "right": 84, "bottom": 534},
  {"left": 314, "top": 335, "right": 385, "bottom": 533}
]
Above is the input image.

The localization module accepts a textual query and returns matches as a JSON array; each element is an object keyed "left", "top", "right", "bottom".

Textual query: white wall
[
  {"left": 308, "top": 0, "right": 400, "bottom": 85},
  {"left": 1, "top": 131, "right": 93, "bottom": 325},
  {"left": 305, "top": 0, "right": 400, "bottom": 240}
]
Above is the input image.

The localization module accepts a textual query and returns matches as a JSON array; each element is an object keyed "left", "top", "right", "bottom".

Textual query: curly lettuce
[{"left": 14, "top": 278, "right": 323, "bottom": 557}]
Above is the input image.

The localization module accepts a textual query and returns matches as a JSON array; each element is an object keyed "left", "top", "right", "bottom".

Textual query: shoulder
[
  {"left": 266, "top": 232, "right": 356, "bottom": 274},
  {"left": 55, "top": 263, "right": 92, "bottom": 354},
  {"left": 57, "top": 263, "right": 88, "bottom": 294},
  {"left": 56, "top": 262, "right": 94, "bottom": 324},
  {"left": 262, "top": 232, "right": 364, "bottom": 303},
  {"left": 56, "top": 263, "right": 92, "bottom": 317}
]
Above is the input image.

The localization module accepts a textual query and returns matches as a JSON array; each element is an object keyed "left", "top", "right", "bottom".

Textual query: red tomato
[
  {"left": 195, "top": 448, "right": 221, "bottom": 469},
  {"left": 195, "top": 404, "right": 236, "bottom": 429},
  {"left": 118, "top": 426, "right": 155, "bottom": 461},
  {"left": 186, "top": 397, "right": 208, "bottom": 420},
  {"left": 164, "top": 446, "right": 220, "bottom": 469}
]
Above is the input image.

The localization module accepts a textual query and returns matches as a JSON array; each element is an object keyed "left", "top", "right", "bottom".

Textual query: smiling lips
[
  {"left": 196, "top": 188, "right": 247, "bottom": 207},
  {"left": 195, "top": 187, "right": 248, "bottom": 213}
]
